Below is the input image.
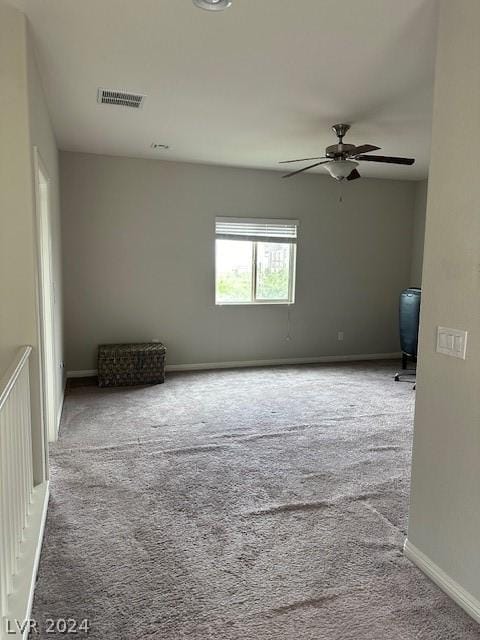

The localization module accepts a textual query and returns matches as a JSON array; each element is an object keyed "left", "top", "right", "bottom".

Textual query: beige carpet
[{"left": 31, "top": 361, "right": 480, "bottom": 639}]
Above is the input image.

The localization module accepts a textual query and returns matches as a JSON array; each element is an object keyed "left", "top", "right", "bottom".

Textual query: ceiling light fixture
[
  {"left": 192, "top": 0, "right": 232, "bottom": 11},
  {"left": 324, "top": 160, "right": 359, "bottom": 181}
]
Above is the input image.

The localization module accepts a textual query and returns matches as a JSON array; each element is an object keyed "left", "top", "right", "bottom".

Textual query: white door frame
[{"left": 33, "top": 147, "right": 58, "bottom": 443}]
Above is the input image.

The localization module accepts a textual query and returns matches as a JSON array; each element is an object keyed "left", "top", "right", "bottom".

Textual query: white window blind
[{"left": 215, "top": 217, "right": 298, "bottom": 244}]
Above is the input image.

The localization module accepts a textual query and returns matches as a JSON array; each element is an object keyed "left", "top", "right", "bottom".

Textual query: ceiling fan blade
[
  {"left": 279, "top": 156, "right": 326, "bottom": 164},
  {"left": 357, "top": 154, "right": 415, "bottom": 165},
  {"left": 282, "top": 160, "right": 329, "bottom": 178},
  {"left": 350, "top": 144, "right": 380, "bottom": 156},
  {"left": 346, "top": 168, "right": 361, "bottom": 181}
]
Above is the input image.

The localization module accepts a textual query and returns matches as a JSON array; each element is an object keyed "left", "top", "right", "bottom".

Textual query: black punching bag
[{"left": 399, "top": 288, "right": 421, "bottom": 359}]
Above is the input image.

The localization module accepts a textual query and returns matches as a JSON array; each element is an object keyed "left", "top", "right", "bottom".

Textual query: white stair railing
[{"left": 0, "top": 347, "right": 35, "bottom": 637}]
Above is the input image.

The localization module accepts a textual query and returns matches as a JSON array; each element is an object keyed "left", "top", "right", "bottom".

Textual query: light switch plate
[{"left": 436, "top": 326, "right": 468, "bottom": 359}]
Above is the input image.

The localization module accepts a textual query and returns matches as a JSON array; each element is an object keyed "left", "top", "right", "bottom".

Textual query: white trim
[
  {"left": 215, "top": 301, "right": 293, "bottom": 306},
  {"left": 67, "top": 369, "right": 98, "bottom": 378},
  {"left": 67, "top": 352, "right": 401, "bottom": 378},
  {"left": 3, "top": 481, "right": 50, "bottom": 639},
  {"left": 33, "top": 146, "right": 58, "bottom": 446},
  {"left": 0, "top": 347, "right": 32, "bottom": 412},
  {"left": 404, "top": 539, "right": 480, "bottom": 624}
]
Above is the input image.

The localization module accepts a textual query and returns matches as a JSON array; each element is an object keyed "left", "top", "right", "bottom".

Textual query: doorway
[{"left": 34, "top": 147, "right": 58, "bottom": 443}]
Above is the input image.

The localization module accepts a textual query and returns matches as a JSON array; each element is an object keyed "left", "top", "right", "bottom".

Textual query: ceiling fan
[{"left": 280, "top": 124, "right": 415, "bottom": 180}]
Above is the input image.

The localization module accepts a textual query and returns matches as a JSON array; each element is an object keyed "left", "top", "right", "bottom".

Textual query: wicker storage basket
[{"left": 97, "top": 343, "right": 166, "bottom": 387}]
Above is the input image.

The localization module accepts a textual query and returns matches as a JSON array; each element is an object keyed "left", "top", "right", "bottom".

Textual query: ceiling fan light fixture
[
  {"left": 192, "top": 0, "right": 232, "bottom": 10},
  {"left": 324, "top": 160, "right": 359, "bottom": 181}
]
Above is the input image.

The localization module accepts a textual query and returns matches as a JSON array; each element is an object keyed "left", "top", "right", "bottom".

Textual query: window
[{"left": 215, "top": 218, "right": 298, "bottom": 304}]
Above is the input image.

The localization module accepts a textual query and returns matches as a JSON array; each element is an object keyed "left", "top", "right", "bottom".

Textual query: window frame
[{"left": 214, "top": 218, "right": 297, "bottom": 306}]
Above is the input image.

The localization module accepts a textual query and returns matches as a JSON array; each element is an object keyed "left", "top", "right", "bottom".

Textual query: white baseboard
[
  {"left": 67, "top": 352, "right": 401, "bottom": 378},
  {"left": 166, "top": 352, "right": 401, "bottom": 372},
  {"left": 404, "top": 539, "right": 480, "bottom": 624},
  {"left": 67, "top": 369, "right": 98, "bottom": 378},
  {"left": 4, "top": 481, "right": 50, "bottom": 638}
]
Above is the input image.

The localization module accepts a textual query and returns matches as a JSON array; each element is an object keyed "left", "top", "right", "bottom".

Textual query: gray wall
[
  {"left": 408, "top": 0, "right": 480, "bottom": 604},
  {"left": 0, "top": 2, "right": 63, "bottom": 481},
  {"left": 61, "top": 152, "right": 417, "bottom": 371},
  {"left": 0, "top": 4, "right": 36, "bottom": 375},
  {"left": 410, "top": 179, "right": 428, "bottom": 287}
]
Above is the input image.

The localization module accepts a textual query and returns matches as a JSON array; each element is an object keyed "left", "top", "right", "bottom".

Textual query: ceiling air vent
[{"left": 97, "top": 88, "right": 146, "bottom": 109}]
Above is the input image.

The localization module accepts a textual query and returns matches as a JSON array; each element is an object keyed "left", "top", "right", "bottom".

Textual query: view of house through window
[{"left": 215, "top": 218, "right": 297, "bottom": 304}]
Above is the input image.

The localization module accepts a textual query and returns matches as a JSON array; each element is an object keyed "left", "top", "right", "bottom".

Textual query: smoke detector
[
  {"left": 193, "top": 0, "right": 232, "bottom": 10},
  {"left": 97, "top": 88, "right": 146, "bottom": 109}
]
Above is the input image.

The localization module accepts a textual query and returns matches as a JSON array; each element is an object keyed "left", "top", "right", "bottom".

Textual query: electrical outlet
[
  {"left": 436, "top": 327, "right": 467, "bottom": 359},
  {"left": 337, "top": 331, "right": 344, "bottom": 341}
]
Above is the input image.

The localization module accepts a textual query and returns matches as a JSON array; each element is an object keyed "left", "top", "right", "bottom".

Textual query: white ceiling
[{"left": 11, "top": 0, "right": 438, "bottom": 179}]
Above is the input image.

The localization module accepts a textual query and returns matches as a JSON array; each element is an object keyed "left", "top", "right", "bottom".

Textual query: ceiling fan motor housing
[
  {"left": 328, "top": 124, "right": 355, "bottom": 158},
  {"left": 325, "top": 143, "right": 356, "bottom": 158}
]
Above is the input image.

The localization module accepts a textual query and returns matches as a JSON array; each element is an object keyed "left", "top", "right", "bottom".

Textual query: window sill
[{"left": 216, "top": 301, "right": 294, "bottom": 307}]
